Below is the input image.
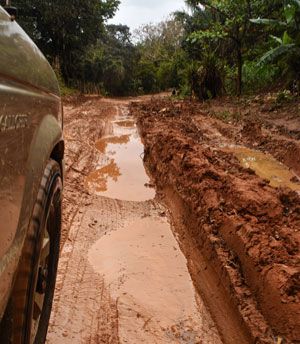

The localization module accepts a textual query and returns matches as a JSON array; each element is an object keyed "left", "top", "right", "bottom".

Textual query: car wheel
[{"left": 0, "top": 160, "right": 62, "bottom": 344}]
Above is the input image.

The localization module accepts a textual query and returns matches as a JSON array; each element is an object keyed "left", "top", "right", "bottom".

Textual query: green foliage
[
  {"left": 182, "top": 0, "right": 283, "bottom": 95},
  {"left": 251, "top": 0, "right": 300, "bottom": 82},
  {"left": 136, "top": 62, "right": 158, "bottom": 94},
  {"left": 276, "top": 89, "right": 293, "bottom": 103},
  {"left": 78, "top": 24, "right": 140, "bottom": 95},
  {"left": 13, "top": 0, "right": 120, "bottom": 85},
  {"left": 189, "top": 54, "right": 224, "bottom": 99},
  {"left": 56, "top": 72, "right": 77, "bottom": 96},
  {"left": 134, "top": 18, "right": 185, "bottom": 94},
  {"left": 242, "top": 61, "right": 281, "bottom": 93},
  {"left": 7, "top": 0, "right": 299, "bottom": 97},
  {"left": 174, "top": 0, "right": 298, "bottom": 97},
  {"left": 224, "top": 65, "right": 238, "bottom": 96},
  {"left": 156, "top": 61, "right": 174, "bottom": 90}
]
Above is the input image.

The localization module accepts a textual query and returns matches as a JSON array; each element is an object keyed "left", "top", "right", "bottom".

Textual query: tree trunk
[{"left": 236, "top": 42, "right": 242, "bottom": 96}]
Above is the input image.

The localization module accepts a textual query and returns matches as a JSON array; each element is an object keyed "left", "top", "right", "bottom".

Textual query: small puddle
[
  {"left": 86, "top": 107, "right": 155, "bottom": 201},
  {"left": 88, "top": 217, "right": 221, "bottom": 343},
  {"left": 228, "top": 146, "right": 300, "bottom": 192}
]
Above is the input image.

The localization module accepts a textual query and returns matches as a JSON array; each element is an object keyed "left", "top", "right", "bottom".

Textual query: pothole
[
  {"left": 226, "top": 146, "right": 300, "bottom": 192},
  {"left": 88, "top": 217, "right": 222, "bottom": 344},
  {"left": 86, "top": 107, "right": 155, "bottom": 201}
]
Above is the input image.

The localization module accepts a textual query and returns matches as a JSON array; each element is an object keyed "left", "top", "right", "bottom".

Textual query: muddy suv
[{"left": 0, "top": 5, "right": 64, "bottom": 344}]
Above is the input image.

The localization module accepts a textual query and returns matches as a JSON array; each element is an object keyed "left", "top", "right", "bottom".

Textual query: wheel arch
[
  {"left": 50, "top": 139, "right": 65, "bottom": 179},
  {"left": 0, "top": 114, "right": 64, "bottom": 321},
  {"left": 20, "top": 114, "right": 63, "bottom": 238}
]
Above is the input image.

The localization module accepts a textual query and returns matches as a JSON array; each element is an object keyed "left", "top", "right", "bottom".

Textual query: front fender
[{"left": 0, "top": 113, "right": 63, "bottom": 319}]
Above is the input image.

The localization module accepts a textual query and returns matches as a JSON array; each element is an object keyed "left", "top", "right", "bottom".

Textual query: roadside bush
[
  {"left": 224, "top": 65, "right": 237, "bottom": 96},
  {"left": 276, "top": 89, "right": 293, "bottom": 104},
  {"left": 55, "top": 70, "right": 77, "bottom": 96},
  {"left": 156, "top": 61, "right": 174, "bottom": 90},
  {"left": 177, "top": 55, "right": 224, "bottom": 100},
  {"left": 242, "top": 61, "right": 281, "bottom": 94},
  {"left": 136, "top": 61, "right": 159, "bottom": 94}
]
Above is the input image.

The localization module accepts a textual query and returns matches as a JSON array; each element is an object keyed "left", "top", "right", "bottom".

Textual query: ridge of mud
[{"left": 132, "top": 99, "right": 300, "bottom": 343}]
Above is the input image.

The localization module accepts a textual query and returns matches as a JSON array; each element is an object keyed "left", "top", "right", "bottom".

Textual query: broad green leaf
[
  {"left": 284, "top": 4, "right": 296, "bottom": 24},
  {"left": 290, "top": 0, "right": 300, "bottom": 9},
  {"left": 258, "top": 44, "right": 296, "bottom": 65},
  {"left": 250, "top": 18, "right": 286, "bottom": 27},
  {"left": 270, "top": 35, "right": 283, "bottom": 44},
  {"left": 282, "top": 31, "right": 294, "bottom": 44}
]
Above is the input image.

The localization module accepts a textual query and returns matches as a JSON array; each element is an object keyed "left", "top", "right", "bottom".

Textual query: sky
[{"left": 109, "top": 0, "right": 187, "bottom": 31}]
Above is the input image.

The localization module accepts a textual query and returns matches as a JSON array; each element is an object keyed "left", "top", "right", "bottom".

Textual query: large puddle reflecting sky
[{"left": 86, "top": 107, "right": 155, "bottom": 201}]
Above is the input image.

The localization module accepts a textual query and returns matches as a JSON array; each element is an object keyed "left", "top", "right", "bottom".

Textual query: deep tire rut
[{"left": 47, "top": 98, "right": 226, "bottom": 344}]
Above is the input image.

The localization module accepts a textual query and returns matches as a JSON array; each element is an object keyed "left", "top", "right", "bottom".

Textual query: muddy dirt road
[
  {"left": 46, "top": 97, "right": 223, "bottom": 344},
  {"left": 133, "top": 99, "right": 300, "bottom": 343},
  {"left": 47, "top": 96, "right": 299, "bottom": 344}
]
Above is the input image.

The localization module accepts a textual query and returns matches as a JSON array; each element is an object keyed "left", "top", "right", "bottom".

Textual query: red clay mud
[
  {"left": 47, "top": 95, "right": 299, "bottom": 344},
  {"left": 132, "top": 98, "right": 300, "bottom": 343},
  {"left": 202, "top": 95, "right": 300, "bottom": 175},
  {"left": 47, "top": 96, "right": 226, "bottom": 344}
]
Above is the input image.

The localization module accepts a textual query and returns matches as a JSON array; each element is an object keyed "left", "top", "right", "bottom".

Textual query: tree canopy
[
  {"left": 3, "top": 0, "right": 299, "bottom": 98},
  {"left": 12, "top": 0, "right": 120, "bottom": 82}
]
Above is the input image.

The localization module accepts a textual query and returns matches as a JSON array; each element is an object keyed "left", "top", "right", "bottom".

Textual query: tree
[
  {"left": 175, "top": 4, "right": 225, "bottom": 98},
  {"left": 81, "top": 24, "right": 140, "bottom": 95},
  {"left": 12, "top": 0, "right": 120, "bottom": 83},
  {"left": 101, "top": 24, "right": 140, "bottom": 95},
  {"left": 251, "top": 0, "right": 300, "bottom": 86},
  {"left": 6, "top": 0, "right": 295, "bottom": 97},
  {"left": 182, "top": 0, "right": 282, "bottom": 95},
  {"left": 134, "top": 18, "right": 184, "bottom": 92}
]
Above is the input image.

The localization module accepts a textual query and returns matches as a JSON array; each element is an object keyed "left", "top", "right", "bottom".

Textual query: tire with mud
[{"left": 0, "top": 160, "right": 62, "bottom": 344}]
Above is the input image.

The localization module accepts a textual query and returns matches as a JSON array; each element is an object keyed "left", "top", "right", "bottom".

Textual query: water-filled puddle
[
  {"left": 228, "top": 146, "right": 300, "bottom": 192},
  {"left": 86, "top": 108, "right": 155, "bottom": 201},
  {"left": 88, "top": 217, "right": 221, "bottom": 343}
]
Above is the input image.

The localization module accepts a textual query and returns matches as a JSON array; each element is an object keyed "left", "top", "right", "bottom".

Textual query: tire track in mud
[
  {"left": 47, "top": 98, "right": 223, "bottom": 344},
  {"left": 48, "top": 100, "right": 122, "bottom": 344},
  {"left": 48, "top": 196, "right": 138, "bottom": 344},
  {"left": 48, "top": 195, "right": 222, "bottom": 344}
]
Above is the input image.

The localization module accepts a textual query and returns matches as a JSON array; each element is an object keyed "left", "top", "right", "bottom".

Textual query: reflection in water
[
  {"left": 86, "top": 108, "right": 155, "bottom": 201},
  {"left": 88, "top": 217, "right": 222, "bottom": 343},
  {"left": 95, "top": 134, "right": 130, "bottom": 154},
  {"left": 86, "top": 160, "right": 121, "bottom": 192},
  {"left": 229, "top": 146, "right": 300, "bottom": 192}
]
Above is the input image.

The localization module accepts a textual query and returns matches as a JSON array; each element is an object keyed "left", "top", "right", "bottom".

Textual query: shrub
[{"left": 242, "top": 61, "right": 281, "bottom": 93}]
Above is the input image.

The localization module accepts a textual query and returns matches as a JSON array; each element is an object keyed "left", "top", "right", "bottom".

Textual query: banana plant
[{"left": 251, "top": 0, "right": 300, "bottom": 66}]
